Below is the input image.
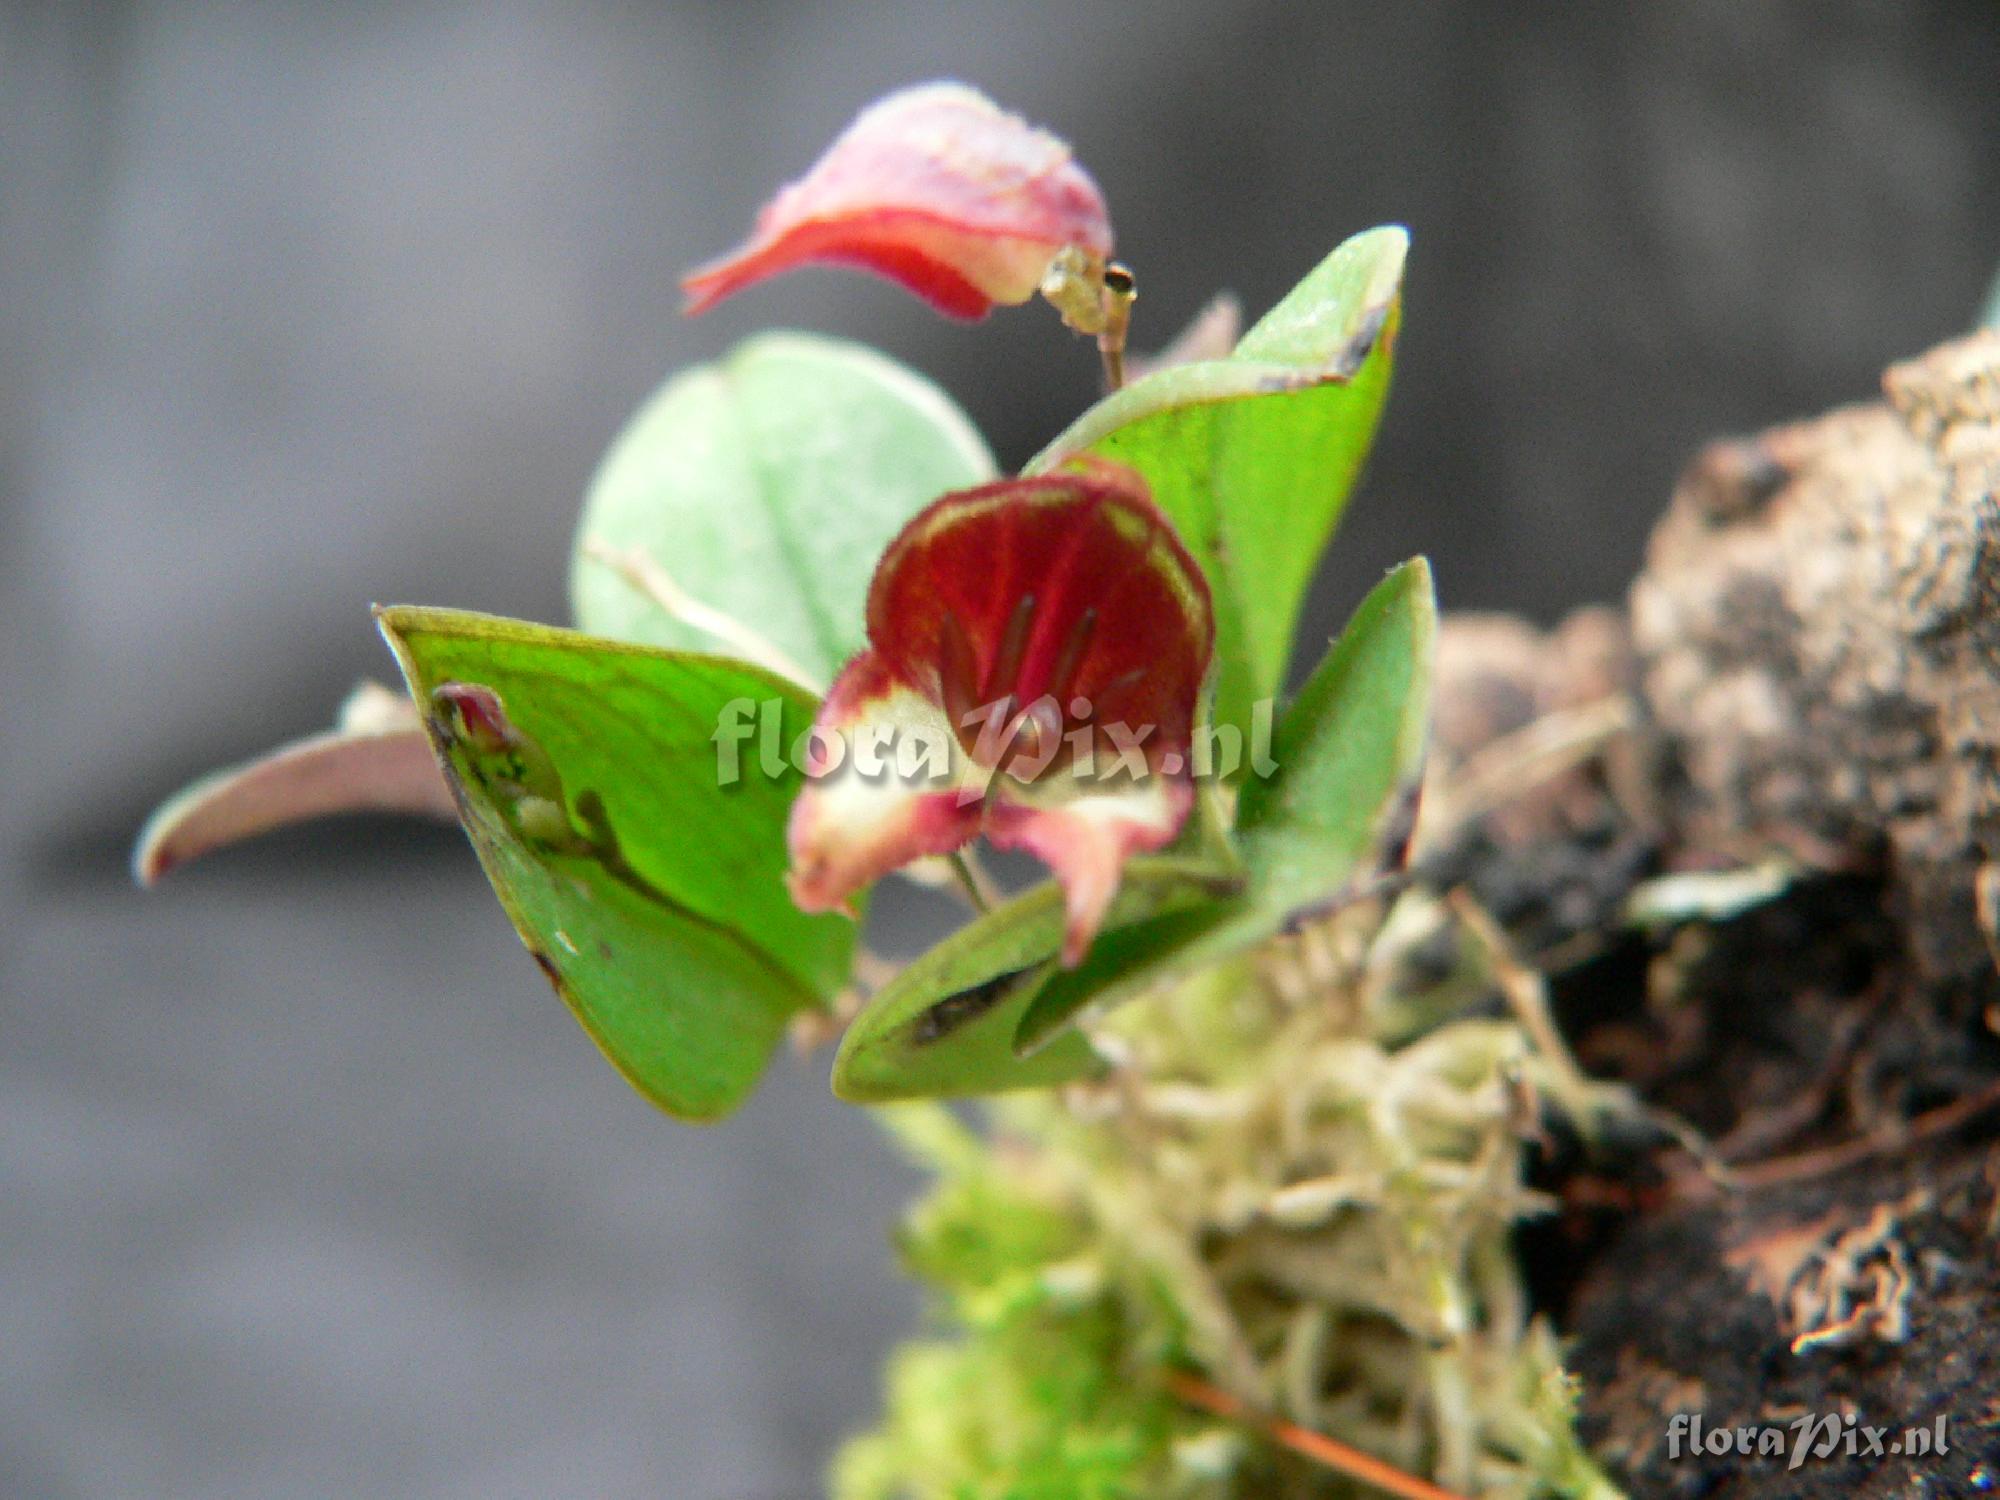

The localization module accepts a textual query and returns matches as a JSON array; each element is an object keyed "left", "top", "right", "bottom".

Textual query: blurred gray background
[{"left": 5, "top": 2, "right": 1998, "bottom": 1495}]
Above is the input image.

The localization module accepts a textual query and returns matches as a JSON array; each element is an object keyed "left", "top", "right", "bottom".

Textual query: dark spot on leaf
[
  {"left": 910, "top": 966, "right": 1034, "bottom": 1045},
  {"left": 529, "top": 949, "right": 562, "bottom": 988}
]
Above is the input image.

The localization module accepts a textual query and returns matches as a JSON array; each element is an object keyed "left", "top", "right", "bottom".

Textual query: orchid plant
[
  {"left": 128, "top": 84, "right": 1627, "bottom": 1500},
  {"left": 139, "top": 80, "right": 1423, "bottom": 1123}
]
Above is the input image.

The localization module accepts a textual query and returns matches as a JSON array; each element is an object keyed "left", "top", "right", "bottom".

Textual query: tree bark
[{"left": 1424, "top": 330, "right": 2000, "bottom": 1494}]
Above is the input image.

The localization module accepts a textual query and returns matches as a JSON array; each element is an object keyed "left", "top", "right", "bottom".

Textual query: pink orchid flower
[{"left": 683, "top": 81, "right": 1113, "bottom": 321}]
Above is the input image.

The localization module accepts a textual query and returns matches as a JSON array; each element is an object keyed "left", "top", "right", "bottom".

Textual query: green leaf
[
  {"left": 838, "top": 560, "right": 1435, "bottom": 1098},
  {"left": 1028, "top": 227, "right": 1407, "bottom": 746},
  {"left": 571, "top": 332, "right": 995, "bottom": 685},
  {"left": 1233, "top": 555, "right": 1435, "bottom": 864},
  {"left": 377, "top": 606, "right": 852, "bottom": 1121},
  {"left": 830, "top": 859, "right": 1238, "bottom": 1104}
]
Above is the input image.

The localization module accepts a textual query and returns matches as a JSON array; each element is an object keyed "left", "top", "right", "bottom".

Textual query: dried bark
[
  {"left": 1635, "top": 330, "right": 2000, "bottom": 986},
  {"left": 1426, "top": 331, "right": 2000, "bottom": 1495},
  {"left": 1570, "top": 1142, "right": 2000, "bottom": 1496}
]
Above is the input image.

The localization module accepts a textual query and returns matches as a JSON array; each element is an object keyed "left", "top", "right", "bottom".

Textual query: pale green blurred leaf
[{"left": 571, "top": 332, "right": 995, "bottom": 685}]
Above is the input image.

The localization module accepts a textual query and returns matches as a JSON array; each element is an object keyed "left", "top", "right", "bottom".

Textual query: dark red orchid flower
[
  {"left": 786, "top": 462, "right": 1213, "bottom": 965},
  {"left": 683, "top": 81, "right": 1114, "bottom": 321}
]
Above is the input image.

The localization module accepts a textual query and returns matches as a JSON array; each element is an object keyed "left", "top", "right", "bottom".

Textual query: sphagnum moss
[{"left": 836, "top": 899, "right": 1628, "bottom": 1499}]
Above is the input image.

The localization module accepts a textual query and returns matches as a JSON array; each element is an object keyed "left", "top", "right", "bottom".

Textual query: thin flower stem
[
  {"left": 1163, "top": 1370, "right": 1472, "bottom": 1500},
  {"left": 946, "top": 849, "right": 1000, "bottom": 913},
  {"left": 1097, "top": 261, "right": 1136, "bottom": 392},
  {"left": 1098, "top": 342, "right": 1126, "bottom": 393}
]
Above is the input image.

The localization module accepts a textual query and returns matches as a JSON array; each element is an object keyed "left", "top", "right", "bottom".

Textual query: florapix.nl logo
[
  {"left": 711, "top": 692, "right": 1279, "bottom": 795},
  {"left": 1665, "top": 1411, "right": 1951, "bottom": 1471}
]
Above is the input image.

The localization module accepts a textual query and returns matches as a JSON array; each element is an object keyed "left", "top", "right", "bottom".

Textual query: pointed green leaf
[
  {"left": 830, "top": 858, "right": 1239, "bottom": 1103},
  {"left": 1233, "top": 556, "right": 1435, "bottom": 860},
  {"left": 1028, "top": 227, "right": 1407, "bottom": 745},
  {"left": 378, "top": 606, "right": 852, "bottom": 1121},
  {"left": 571, "top": 332, "right": 995, "bottom": 684}
]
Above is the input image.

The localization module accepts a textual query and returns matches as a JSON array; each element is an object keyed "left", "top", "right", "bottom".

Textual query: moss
[
  {"left": 834, "top": 1105, "right": 1236, "bottom": 1500},
  {"left": 837, "top": 904, "right": 1627, "bottom": 1499}
]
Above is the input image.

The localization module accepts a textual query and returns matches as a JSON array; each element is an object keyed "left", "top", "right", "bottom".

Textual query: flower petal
[
  {"left": 785, "top": 653, "right": 986, "bottom": 916},
  {"left": 844, "top": 461, "right": 1212, "bottom": 960},
  {"left": 984, "top": 777, "right": 1195, "bottom": 967},
  {"left": 863, "top": 462, "right": 1213, "bottom": 775},
  {"left": 786, "top": 463, "right": 1213, "bottom": 951},
  {"left": 683, "top": 82, "right": 1112, "bottom": 320}
]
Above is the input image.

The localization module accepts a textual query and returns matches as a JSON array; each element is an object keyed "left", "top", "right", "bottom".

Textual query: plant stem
[
  {"left": 1097, "top": 262, "right": 1136, "bottom": 392},
  {"left": 1163, "top": 1370, "right": 1471, "bottom": 1500},
  {"left": 946, "top": 849, "right": 999, "bottom": 913}
]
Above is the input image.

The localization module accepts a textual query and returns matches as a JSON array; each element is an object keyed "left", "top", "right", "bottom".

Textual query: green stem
[{"left": 947, "top": 849, "right": 999, "bottom": 913}]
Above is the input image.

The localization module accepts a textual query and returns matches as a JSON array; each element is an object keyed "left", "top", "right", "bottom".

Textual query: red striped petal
[
  {"left": 683, "top": 82, "right": 1112, "bottom": 320},
  {"left": 795, "top": 462, "right": 1214, "bottom": 960},
  {"left": 864, "top": 462, "right": 1213, "bottom": 774}
]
